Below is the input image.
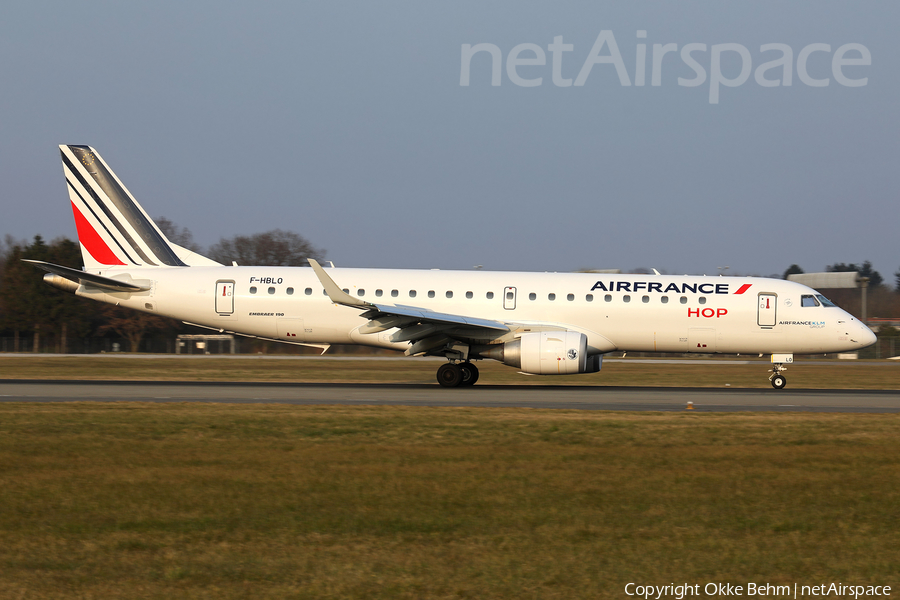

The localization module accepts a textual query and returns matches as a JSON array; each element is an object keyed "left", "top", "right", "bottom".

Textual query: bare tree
[
  {"left": 97, "top": 305, "right": 176, "bottom": 352},
  {"left": 156, "top": 216, "right": 202, "bottom": 253},
  {"left": 207, "top": 230, "right": 324, "bottom": 266}
]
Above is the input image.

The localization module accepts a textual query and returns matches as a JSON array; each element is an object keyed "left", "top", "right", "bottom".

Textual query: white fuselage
[{"left": 78, "top": 266, "right": 875, "bottom": 356}]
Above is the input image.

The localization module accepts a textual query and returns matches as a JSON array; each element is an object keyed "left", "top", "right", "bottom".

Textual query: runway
[{"left": 1, "top": 380, "right": 899, "bottom": 412}]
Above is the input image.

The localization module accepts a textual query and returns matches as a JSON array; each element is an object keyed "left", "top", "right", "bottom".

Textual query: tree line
[
  {"left": 1, "top": 225, "right": 897, "bottom": 354},
  {"left": 0, "top": 222, "right": 324, "bottom": 353}
]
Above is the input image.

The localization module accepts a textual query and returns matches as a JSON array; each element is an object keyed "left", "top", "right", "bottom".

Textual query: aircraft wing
[{"left": 308, "top": 259, "right": 511, "bottom": 355}]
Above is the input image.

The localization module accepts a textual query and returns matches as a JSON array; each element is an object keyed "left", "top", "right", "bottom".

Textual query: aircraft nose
[{"left": 858, "top": 324, "right": 877, "bottom": 348}]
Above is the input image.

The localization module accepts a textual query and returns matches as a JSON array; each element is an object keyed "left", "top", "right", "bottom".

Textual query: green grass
[
  {"left": 0, "top": 403, "right": 898, "bottom": 598},
  {"left": 0, "top": 355, "right": 898, "bottom": 388}
]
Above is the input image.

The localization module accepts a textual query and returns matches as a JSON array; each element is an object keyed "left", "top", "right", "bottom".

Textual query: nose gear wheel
[{"left": 768, "top": 363, "right": 788, "bottom": 389}]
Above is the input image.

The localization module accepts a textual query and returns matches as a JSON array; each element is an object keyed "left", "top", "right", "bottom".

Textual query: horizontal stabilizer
[{"left": 24, "top": 260, "right": 150, "bottom": 292}]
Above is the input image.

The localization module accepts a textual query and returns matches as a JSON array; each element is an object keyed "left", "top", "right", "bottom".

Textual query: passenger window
[
  {"left": 486, "top": 292, "right": 494, "bottom": 299},
  {"left": 428, "top": 290, "right": 435, "bottom": 298},
  {"left": 446, "top": 291, "right": 453, "bottom": 299},
  {"left": 358, "top": 289, "right": 365, "bottom": 297},
  {"left": 466, "top": 291, "right": 473, "bottom": 299},
  {"left": 287, "top": 287, "right": 294, "bottom": 295},
  {"left": 548, "top": 293, "right": 556, "bottom": 301},
  {"left": 506, "top": 291, "right": 514, "bottom": 300},
  {"left": 529, "top": 292, "right": 536, "bottom": 301},
  {"left": 605, "top": 294, "right": 612, "bottom": 302},
  {"left": 305, "top": 287, "right": 312, "bottom": 295},
  {"left": 375, "top": 289, "right": 383, "bottom": 297},
  {"left": 409, "top": 290, "right": 416, "bottom": 298},
  {"left": 680, "top": 297, "right": 687, "bottom": 304},
  {"left": 661, "top": 296, "right": 668, "bottom": 304},
  {"left": 801, "top": 295, "right": 819, "bottom": 307},
  {"left": 268, "top": 287, "right": 276, "bottom": 295},
  {"left": 391, "top": 290, "right": 399, "bottom": 298},
  {"left": 586, "top": 294, "right": 593, "bottom": 302},
  {"left": 699, "top": 297, "right": 706, "bottom": 305},
  {"left": 642, "top": 296, "right": 649, "bottom": 303},
  {"left": 623, "top": 295, "right": 631, "bottom": 303},
  {"left": 249, "top": 286, "right": 257, "bottom": 294},
  {"left": 567, "top": 294, "right": 574, "bottom": 301},
  {"left": 342, "top": 288, "right": 349, "bottom": 294}
]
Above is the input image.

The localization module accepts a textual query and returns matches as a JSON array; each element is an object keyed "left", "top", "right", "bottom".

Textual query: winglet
[{"left": 308, "top": 258, "right": 370, "bottom": 308}]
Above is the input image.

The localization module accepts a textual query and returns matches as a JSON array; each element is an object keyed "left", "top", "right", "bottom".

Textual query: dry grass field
[
  {"left": 0, "top": 402, "right": 898, "bottom": 599},
  {"left": 0, "top": 355, "right": 898, "bottom": 388}
]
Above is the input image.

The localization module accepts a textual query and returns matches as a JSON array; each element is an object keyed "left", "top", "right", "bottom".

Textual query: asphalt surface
[{"left": 1, "top": 380, "right": 898, "bottom": 412}]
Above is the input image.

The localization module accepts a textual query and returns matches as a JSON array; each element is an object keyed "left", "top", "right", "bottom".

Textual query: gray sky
[{"left": 1, "top": 1, "right": 896, "bottom": 278}]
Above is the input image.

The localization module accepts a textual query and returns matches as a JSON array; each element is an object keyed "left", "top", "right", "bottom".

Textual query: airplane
[{"left": 27, "top": 145, "right": 876, "bottom": 389}]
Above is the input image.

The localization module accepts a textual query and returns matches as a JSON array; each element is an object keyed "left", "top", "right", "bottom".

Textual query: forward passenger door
[{"left": 758, "top": 293, "right": 777, "bottom": 328}]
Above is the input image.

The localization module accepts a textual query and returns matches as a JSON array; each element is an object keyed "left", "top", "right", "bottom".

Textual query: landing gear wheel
[
  {"left": 459, "top": 362, "right": 479, "bottom": 386},
  {"left": 437, "top": 363, "right": 463, "bottom": 388},
  {"left": 768, "top": 359, "right": 789, "bottom": 390}
]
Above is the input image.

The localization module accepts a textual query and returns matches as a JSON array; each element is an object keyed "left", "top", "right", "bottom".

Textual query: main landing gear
[{"left": 436, "top": 362, "right": 479, "bottom": 388}]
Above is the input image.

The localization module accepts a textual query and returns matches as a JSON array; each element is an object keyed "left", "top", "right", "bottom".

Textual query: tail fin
[{"left": 60, "top": 145, "right": 194, "bottom": 269}]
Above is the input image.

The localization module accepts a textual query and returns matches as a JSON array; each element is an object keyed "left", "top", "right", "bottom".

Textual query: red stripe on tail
[{"left": 71, "top": 202, "right": 126, "bottom": 266}]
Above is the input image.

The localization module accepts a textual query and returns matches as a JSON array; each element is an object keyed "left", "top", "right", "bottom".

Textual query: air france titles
[
  {"left": 590, "top": 281, "right": 731, "bottom": 294},
  {"left": 779, "top": 320, "right": 826, "bottom": 328}
]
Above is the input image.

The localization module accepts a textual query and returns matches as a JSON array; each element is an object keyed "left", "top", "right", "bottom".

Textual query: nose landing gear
[
  {"left": 770, "top": 370, "right": 787, "bottom": 389},
  {"left": 768, "top": 354, "right": 792, "bottom": 389}
]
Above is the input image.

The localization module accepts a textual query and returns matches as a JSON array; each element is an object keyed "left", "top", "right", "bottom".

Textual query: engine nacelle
[{"left": 479, "top": 331, "right": 601, "bottom": 375}]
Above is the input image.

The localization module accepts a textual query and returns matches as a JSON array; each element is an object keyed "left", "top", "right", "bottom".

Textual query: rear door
[{"left": 215, "top": 280, "right": 234, "bottom": 314}]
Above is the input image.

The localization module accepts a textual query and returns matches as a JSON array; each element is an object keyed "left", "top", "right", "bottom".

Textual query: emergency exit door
[
  {"left": 216, "top": 280, "right": 234, "bottom": 314},
  {"left": 503, "top": 287, "right": 517, "bottom": 310},
  {"left": 758, "top": 293, "right": 776, "bottom": 327}
]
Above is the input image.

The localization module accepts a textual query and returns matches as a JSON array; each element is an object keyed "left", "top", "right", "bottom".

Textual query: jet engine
[{"left": 477, "top": 331, "right": 602, "bottom": 375}]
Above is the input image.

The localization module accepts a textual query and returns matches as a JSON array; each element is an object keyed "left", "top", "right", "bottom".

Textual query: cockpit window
[
  {"left": 801, "top": 295, "right": 819, "bottom": 307},
  {"left": 815, "top": 294, "right": 837, "bottom": 307}
]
